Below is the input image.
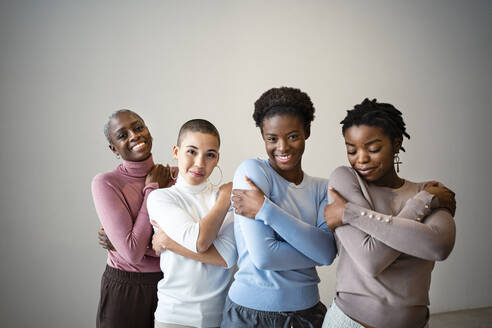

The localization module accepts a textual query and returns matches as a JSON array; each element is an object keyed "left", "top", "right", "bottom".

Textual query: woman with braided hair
[{"left": 322, "top": 99, "right": 456, "bottom": 328}]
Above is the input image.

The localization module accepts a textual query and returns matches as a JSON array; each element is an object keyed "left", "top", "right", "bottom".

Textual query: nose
[
  {"left": 128, "top": 130, "right": 139, "bottom": 142},
  {"left": 195, "top": 154, "right": 206, "bottom": 168},
  {"left": 277, "top": 138, "right": 288, "bottom": 152},
  {"left": 356, "top": 150, "right": 370, "bottom": 164}
]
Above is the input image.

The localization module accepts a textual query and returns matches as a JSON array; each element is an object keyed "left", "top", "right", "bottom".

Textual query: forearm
[
  {"left": 239, "top": 217, "right": 320, "bottom": 270},
  {"left": 335, "top": 225, "right": 400, "bottom": 276},
  {"left": 166, "top": 241, "right": 227, "bottom": 267},
  {"left": 343, "top": 203, "right": 456, "bottom": 261},
  {"left": 196, "top": 196, "right": 229, "bottom": 253},
  {"left": 93, "top": 180, "right": 157, "bottom": 263},
  {"left": 255, "top": 198, "right": 336, "bottom": 265},
  {"left": 329, "top": 166, "right": 401, "bottom": 273}
]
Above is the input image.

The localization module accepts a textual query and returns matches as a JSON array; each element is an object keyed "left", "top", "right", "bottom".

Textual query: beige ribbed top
[{"left": 330, "top": 166, "right": 455, "bottom": 328}]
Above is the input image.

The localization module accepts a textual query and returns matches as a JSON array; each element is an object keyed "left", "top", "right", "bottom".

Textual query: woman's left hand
[
  {"left": 231, "top": 176, "right": 265, "bottom": 219},
  {"left": 324, "top": 187, "right": 348, "bottom": 232},
  {"left": 150, "top": 220, "right": 173, "bottom": 254}
]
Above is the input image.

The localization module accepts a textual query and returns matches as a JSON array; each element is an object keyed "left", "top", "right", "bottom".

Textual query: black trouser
[{"left": 97, "top": 265, "right": 162, "bottom": 328}]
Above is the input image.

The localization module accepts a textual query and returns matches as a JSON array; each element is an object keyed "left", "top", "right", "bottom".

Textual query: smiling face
[
  {"left": 344, "top": 124, "right": 402, "bottom": 187},
  {"left": 173, "top": 132, "right": 220, "bottom": 185},
  {"left": 261, "top": 114, "right": 308, "bottom": 184},
  {"left": 108, "top": 112, "right": 152, "bottom": 161}
]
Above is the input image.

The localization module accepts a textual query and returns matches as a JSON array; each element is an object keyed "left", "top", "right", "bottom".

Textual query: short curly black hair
[
  {"left": 253, "top": 87, "right": 315, "bottom": 130},
  {"left": 341, "top": 98, "right": 410, "bottom": 151}
]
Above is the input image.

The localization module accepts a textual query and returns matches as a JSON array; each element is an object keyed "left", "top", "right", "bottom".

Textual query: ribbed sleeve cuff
[{"left": 255, "top": 196, "right": 276, "bottom": 225}]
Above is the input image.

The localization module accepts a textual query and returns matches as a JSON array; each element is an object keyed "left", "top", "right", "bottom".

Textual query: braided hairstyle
[
  {"left": 341, "top": 98, "right": 410, "bottom": 151},
  {"left": 253, "top": 87, "right": 315, "bottom": 133}
]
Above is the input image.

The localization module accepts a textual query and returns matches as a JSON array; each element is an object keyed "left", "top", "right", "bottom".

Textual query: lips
[
  {"left": 356, "top": 167, "right": 376, "bottom": 176},
  {"left": 189, "top": 171, "right": 204, "bottom": 178}
]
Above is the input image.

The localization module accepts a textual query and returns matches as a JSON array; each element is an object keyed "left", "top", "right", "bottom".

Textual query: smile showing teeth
[
  {"left": 132, "top": 142, "right": 146, "bottom": 151},
  {"left": 276, "top": 154, "right": 292, "bottom": 163}
]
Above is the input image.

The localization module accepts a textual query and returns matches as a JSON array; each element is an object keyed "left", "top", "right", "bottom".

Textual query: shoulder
[
  {"left": 234, "top": 159, "right": 271, "bottom": 182},
  {"left": 147, "top": 185, "right": 178, "bottom": 204},
  {"left": 234, "top": 158, "right": 272, "bottom": 192},
  {"left": 92, "top": 170, "right": 121, "bottom": 191},
  {"left": 235, "top": 158, "right": 268, "bottom": 174},
  {"left": 330, "top": 165, "right": 357, "bottom": 180},
  {"left": 328, "top": 165, "right": 361, "bottom": 190}
]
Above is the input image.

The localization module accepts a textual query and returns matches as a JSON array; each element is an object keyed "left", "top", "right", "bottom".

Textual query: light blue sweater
[{"left": 228, "top": 158, "right": 336, "bottom": 311}]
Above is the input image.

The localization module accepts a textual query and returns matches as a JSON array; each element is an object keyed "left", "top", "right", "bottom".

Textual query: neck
[
  {"left": 269, "top": 160, "right": 304, "bottom": 185},
  {"left": 373, "top": 168, "right": 404, "bottom": 189}
]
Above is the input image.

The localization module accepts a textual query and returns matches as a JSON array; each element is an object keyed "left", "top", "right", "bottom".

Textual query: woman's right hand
[
  {"left": 145, "top": 164, "right": 171, "bottom": 188},
  {"left": 150, "top": 220, "right": 176, "bottom": 255},
  {"left": 98, "top": 227, "right": 115, "bottom": 251},
  {"left": 424, "top": 181, "right": 456, "bottom": 216},
  {"left": 324, "top": 188, "right": 347, "bottom": 232}
]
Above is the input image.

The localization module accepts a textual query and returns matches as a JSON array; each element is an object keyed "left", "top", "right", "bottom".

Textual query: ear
[
  {"left": 393, "top": 137, "right": 403, "bottom": 153},
  {"left": 304, "top": 125, "right": 311, "bottom": 140},
  {"left": 172, "top": 145, "right": 179, "bottom": 160},
  {"left": 109, "top": 144, "right": 118, "bottom": 156}
]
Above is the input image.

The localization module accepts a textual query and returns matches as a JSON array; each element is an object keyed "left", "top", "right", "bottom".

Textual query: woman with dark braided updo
[
  {"left": 221, "top": 87, "right": 337, "bottom": 327},
  {"left": 322, "top": 99, "right": 456, "bottom": 328}
]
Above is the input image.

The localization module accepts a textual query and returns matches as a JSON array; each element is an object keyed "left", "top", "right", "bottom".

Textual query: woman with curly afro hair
[{"left": 221, "top": 87, "right": 337, "bottom": 327}]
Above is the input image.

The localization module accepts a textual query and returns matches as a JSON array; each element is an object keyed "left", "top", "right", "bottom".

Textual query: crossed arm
[
  {"left": 327, "top": 166, "right": 456, "bottom": 276},
  {"left": 92, "top": 177, "right": 159, "bottom": 263},
  {"left": 231, "top": 159, "right": 336, "bottom": 270},
  {"left": 146, "top": 187, "right": 236, "bottom": 268}
]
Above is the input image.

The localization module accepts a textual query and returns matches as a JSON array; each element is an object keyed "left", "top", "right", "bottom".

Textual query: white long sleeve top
[{"left": 147, "top": 174, "right": 236, "bottom": 327}]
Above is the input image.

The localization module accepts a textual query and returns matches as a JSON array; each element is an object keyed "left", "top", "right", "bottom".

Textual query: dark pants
[
  {"left": 221, "top": 297, "right": 327, "bottom": 328},
  {"left": 97, "top": 265, "right": 163, "bottom": 328}
]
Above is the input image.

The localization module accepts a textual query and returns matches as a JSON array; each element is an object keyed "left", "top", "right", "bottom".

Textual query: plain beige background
[{"left": 1, "top": 1, "right": 491, "bottom": 327}]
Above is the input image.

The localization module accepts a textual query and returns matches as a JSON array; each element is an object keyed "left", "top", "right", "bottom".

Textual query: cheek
[{"left": 347, "top": 155, "right": 356, "bottom": 166}]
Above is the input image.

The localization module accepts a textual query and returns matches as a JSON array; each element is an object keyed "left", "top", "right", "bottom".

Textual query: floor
[{"left": 429, "top": 307, "right": 492, "bottom": 328}]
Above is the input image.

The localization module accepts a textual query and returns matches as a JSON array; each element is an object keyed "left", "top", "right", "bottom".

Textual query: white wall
[{"left": 1, "top": 1, "right": 491, "bottom": 327}]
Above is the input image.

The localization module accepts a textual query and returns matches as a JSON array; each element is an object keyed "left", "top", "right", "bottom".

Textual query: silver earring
[
  {"left": 209, "top": 165, "right": 223, "bottom": 187},
  {"left": 170, "top": 158, "right": 178, "bottom": 180},
  {"left": 394, "top": 153, "right": 402, "bottom": 173}
]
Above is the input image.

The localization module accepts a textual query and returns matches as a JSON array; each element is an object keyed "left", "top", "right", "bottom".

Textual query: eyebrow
[
  {"left": 265, "top": 129, "right": 300, "bottom": 136},
  {"left": 184, "top": 145, "right": 218, "bottom": 153},
  {"left": 345, "top": 138, "right": 383, "bottom": 147}
]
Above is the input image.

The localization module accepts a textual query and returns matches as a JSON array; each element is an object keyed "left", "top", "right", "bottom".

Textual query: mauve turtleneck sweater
[{"left": 92, "top": 155, "right": 175, "bottom": 272}]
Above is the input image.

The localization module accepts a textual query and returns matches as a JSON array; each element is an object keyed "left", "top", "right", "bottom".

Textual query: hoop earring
[
  {"left": 394, "top": 153, "right": 402, "bottom": 173},
  {"left": 170, "top": 158, "right": 178, "bottom": 180},
  {"left": 209, "top": 165, "right": 223, "bottom": 187}
]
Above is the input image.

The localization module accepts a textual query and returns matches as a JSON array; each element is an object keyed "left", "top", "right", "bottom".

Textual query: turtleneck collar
[
  {"left": 118, "top": 154, "right": 155, "bottom": 178},
  {"left": 175, "top": 173, "right": 210, "bottom": 194}
]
